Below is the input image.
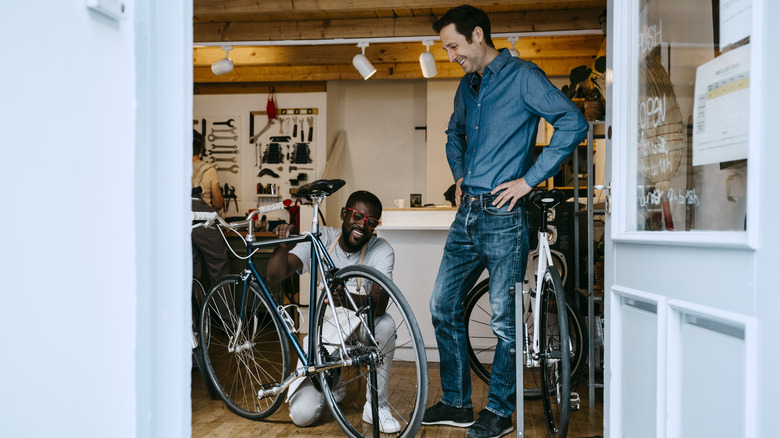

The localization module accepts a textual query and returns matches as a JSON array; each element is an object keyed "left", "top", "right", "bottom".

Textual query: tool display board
[
  {"left": 193, "top": 107, "right": 320, "bottom": 218},
  {"left": 194, "top": 115, "right": 243, "bottom": 215},
  {"left": 250, "top": 108, "right": 319, "bottom": 206}
]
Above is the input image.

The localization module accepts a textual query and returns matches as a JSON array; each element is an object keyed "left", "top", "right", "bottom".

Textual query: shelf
[{"left": 256, "top": 194, "right": 281, "bottom": 198}]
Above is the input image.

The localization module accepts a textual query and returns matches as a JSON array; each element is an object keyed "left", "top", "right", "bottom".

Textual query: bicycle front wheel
[
  {"left": 540, "top": 267, "right": 571, "bottom": 438},
  {"left": 314, "top": 265, "right": 427, "bottom": 438},
  {"left": 200, "top": 275, "right": 290, "bottom": 420}
]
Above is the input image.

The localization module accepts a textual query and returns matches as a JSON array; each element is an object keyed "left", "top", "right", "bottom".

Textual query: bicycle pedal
[{"left": 570, "top": 392, "right": 581, "bottom": 412}]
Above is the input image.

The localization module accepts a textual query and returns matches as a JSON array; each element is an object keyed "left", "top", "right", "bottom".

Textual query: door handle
[{"left": 595, "top": 183, "right": 612, "bottom": 215}]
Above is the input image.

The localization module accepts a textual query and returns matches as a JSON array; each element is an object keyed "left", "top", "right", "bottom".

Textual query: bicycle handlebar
[{"left": 192, "top": 202, "right": 285, "bottom": 230}]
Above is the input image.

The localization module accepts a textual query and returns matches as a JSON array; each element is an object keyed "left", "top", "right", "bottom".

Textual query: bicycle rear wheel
[
  {"left": 464, "top": 277, "right": 587, "bottom": 394},
  {"left": 192, "top": 278, "right": 219, "bottom": 400},
  {"left": 314, "top": 265, "right": 427, "bottom": 438},
  {"left": 200, "top": 275, "right": 290, "bottom": 420},
  {"left": 540, "top": 267, "right": 571, "bottom": 438}
]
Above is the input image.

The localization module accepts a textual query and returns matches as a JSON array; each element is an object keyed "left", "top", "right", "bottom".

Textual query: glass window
[{"left": 634, "top": 0, "right": 750, "bottom": 231}]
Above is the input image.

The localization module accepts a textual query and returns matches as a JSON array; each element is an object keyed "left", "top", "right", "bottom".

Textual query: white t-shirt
[{"left": 289, "top": 226, "right": 394, "bottom": 279}]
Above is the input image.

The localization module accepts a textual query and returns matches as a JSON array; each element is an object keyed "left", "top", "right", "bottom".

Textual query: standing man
[
  {"left": 422, "top": 5, "right": 588, "bottom": 438},
  {"left": 266, "top": 190, "right": 401, "bottom": 433},
  {"left": 192, "top": 129, "right": 229, "bottom": 286}
]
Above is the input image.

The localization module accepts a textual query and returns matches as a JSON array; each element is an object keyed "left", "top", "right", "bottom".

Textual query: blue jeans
[{"left": 429, "top": 192, "right": 529, "bottom": 418}]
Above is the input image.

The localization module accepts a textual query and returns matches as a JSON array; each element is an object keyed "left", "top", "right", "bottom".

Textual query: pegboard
[{"left": 250, "top": 108, "right": 319, "bottom": 206}]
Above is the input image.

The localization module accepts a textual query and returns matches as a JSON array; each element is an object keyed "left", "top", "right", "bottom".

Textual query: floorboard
[{"left": 192, "top": 360, "right": 603, "bottom": 437}]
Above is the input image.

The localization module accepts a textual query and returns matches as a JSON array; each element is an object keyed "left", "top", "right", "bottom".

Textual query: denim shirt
[{"left": 445, "top": 49, "right": 588, "bottom": 194}]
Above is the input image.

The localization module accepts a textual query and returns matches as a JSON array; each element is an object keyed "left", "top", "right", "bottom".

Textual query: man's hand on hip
[{"left": 491, "top": 177, "right": 532, "bottom": 211}]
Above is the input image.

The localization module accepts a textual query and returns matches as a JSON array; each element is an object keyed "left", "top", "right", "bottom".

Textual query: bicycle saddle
[
  {"left": 294, "top": 179, "right": 346, "bottom": 200},
  {"left": 530, "top": 188, "right": 565, "bottom": 209}
]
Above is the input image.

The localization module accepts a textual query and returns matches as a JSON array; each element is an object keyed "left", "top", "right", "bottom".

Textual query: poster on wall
[{"left": 692, "top": 43, "right": 750, "bottom": 166}]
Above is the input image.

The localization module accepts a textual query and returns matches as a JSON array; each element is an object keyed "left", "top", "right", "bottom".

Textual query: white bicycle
[{"left": 465, "top": 189, "right": 585, "bottom": 437}]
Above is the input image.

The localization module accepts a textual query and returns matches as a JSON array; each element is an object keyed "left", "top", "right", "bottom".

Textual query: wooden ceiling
[{"left": 193, "top": 0, "right": 606, "bottom": 92}]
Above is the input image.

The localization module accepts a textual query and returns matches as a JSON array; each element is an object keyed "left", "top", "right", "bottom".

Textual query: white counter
[{"left": 377, "top": 207, "right": 457, "bottom": 362}]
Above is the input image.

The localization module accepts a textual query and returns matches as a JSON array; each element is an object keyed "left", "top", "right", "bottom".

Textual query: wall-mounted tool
[
  {"left": 216, "top": 164, "right": 239, "bottom": 174},
  {"left": 208, "top": 133, "right": 238, "bottom": 142},
  {"left": 213, "top": 118, "right": 235, "bottom": 127},
  {"left": 204, "top": 149, "right": 239, "bottom": 155},
  {"left": 306, "top": 116, "right": 314, "bottom": 141},
  {"left": 211, "top": 127, "right": 236, "bottom": 134},
  {"left": 211, "top": 144, "right": 237, "bottom": 149},
  {"left": 258, "top": 168, "right": 280, "bottom": 178}
]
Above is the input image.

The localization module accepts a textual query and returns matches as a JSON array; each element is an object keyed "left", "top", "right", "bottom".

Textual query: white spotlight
[
  {"left": 419, "top": 40, "right": 438, "bottom": 78},
  {"left": 507, "top": 37, "right": 520, "bottom": 58},
  {"left": 211, "top": 45, "right": 234, "bottom": 75},
  {"left": 352, "top": 42, "right": 376, "bottom": 80}
]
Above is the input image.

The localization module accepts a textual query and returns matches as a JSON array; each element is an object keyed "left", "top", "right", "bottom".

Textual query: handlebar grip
[
  {"left": 192, "top": 211, "right": 218, "bottom": 221},
  {"left": 247, "top": 202, "right": 286, "bottom": 221}
]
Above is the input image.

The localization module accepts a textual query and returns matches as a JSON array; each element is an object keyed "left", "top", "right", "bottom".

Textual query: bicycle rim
[
  {"left": 200, "top": 275, "right": 290, "bottom": 420},
  {"left": 314, "top": 265, "right": 427, "bottom": 438},
  {"left": 464, "top": 279, "right": 543, "bottom": 398},
  {"left": 465, "top": 276, "right": 587, "bottom": 398},
  {"left": 540, "top": 268, "right": 571, "bottom": 438}
]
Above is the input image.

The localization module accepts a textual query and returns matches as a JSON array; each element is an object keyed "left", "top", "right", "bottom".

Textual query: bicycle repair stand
[{"left": 514, "top": 281, "right": 525, "bottom": 437}]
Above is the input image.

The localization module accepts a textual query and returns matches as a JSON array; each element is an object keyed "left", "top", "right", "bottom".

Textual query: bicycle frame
[{"left": 223, "top": 197, "right": 382, "bottom": 399}]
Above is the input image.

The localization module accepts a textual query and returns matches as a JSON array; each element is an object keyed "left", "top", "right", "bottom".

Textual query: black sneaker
[
  {"left": 466, "top": 409, "right": 514, "bottom": 438},
  {"left": 421, "top": 401, "right": 474, "bottom": 427}
]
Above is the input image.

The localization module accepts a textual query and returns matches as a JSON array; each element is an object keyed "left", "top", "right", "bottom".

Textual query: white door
[{"left": 605, "top": 0, "right": 779, "bottom": 436}]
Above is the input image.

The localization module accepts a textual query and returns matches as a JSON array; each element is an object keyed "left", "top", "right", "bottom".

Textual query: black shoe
[
  {"left": 466, "top": 409, "right": 514, "bottom": 438},
  {"left": 421, "top": 401, "right": 474, "bottom": 427}
]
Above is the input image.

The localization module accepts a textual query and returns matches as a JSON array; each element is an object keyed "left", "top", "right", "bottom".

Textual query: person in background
[
  {"left": 422, "top": 5, "right": 588, "bottom": 438},
  {"left": 266, "top": 190, "right": 401, "bottom": 433},
  {"left": 191, "top": 129, "right": 228, "bottom": 286}
]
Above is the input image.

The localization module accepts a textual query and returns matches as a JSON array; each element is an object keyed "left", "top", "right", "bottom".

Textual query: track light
[
  {"left": 419, "top": 40, "right": 438, "bottom": 78},
  {"left": 211, "top": 46, "right": 234, "bottom": 75},
  {"left": 352, "top": 42, "right": 376, "bottom": 80},
  {"left": 507, "top": 37, "right": 520, "bottom": 58}
]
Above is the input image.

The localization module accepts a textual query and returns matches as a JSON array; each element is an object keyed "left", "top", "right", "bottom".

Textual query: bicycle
[
  {"left": 191, "top": 277, "right": 219, "bottom": 399},
  {"left": 192, "top": 179, "right": 428, "bottom": 438},
  {"left": 463, "top": 189, "right": 584, "bottom": 437}
]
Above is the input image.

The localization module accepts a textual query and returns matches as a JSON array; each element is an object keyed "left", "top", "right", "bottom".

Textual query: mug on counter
[{"left": 393, "top": 199, "right": 406, "bottom": 208}]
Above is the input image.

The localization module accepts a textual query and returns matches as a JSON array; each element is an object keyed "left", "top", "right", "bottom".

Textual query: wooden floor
[{"left": 192, "top": 361, "right": 603, "bottom": 438}]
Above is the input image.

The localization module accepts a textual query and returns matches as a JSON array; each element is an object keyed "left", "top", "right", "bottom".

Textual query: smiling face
[
  {"left": 340, "top": 200, "right": 381, "bottom": 253},
  {"left": 439, "top": 23, "right": 490, "bottom": 75}
]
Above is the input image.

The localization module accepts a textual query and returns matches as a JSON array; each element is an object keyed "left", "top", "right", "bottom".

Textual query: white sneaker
[{"left": 362, "top": 401, "right": 402, "bottom": 433}]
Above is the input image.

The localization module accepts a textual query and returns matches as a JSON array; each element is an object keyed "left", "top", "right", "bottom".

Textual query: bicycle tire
[
  {"left": 199, "top": 275, "right": 290, "bottom": 420},
  {"left": 464, "top": 277, "right": 587, "bottom": 392},
  {"left": 540, "top": 267, "right": 571, "bottom": 438},
  {"left": 192, "top": 278, "right": 219, "bottom": 400},
  {"left": 313, "top": 265, "right": 427, "bottom": 438}
]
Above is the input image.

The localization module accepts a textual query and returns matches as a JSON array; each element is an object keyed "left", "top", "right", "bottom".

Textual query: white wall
[
  {"left": 0, "top": 2, "right": 191, "bottom": 437},
  {"left": 325, "top": 80, "right": 428, "bottom": 224},
  {"left": 0, "top": 3, "right": 137, "bottom": 437}
]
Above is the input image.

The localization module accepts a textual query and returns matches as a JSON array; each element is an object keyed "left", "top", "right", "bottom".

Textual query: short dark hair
[
  {"left": 433, "top": 5, "right": 494, "bottom": 49},
  {"left": 193, "top": 129, "right": 204, "bottom": 156},
  {"left": 345, "top": 190, "right": 383, "bottom": 216}
]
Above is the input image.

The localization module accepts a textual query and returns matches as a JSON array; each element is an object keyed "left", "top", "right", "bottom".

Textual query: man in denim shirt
[{"left": 422, "top": 5, "right": 588, "bottom": 438}]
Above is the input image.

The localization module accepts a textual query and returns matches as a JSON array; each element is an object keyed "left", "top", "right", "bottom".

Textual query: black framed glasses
[{"left": 345, "top": 207, "right": 381, "bottom": 229}]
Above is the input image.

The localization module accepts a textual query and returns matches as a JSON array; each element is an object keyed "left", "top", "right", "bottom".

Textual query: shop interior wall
[{"left": 195, "top": 76, "right": 571, "bottom": 229}]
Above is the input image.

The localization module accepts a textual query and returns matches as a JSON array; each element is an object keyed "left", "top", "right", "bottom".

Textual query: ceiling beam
[
  {"left": 194, "top": 9, "right": 604, "bottom": 43},
  {"left": 193, "top": 0, "right": 596, "bottom": 18}
]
